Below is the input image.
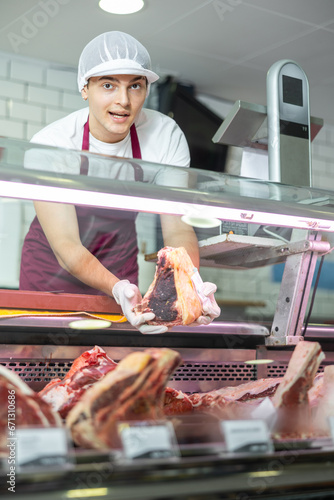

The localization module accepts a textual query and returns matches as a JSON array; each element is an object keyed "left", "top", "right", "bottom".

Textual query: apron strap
[
  {"left": 81, "top": 117, "right": 143, "bottom": 181},
  {"left": 80, "top": 117, "right": 90, "bottom": 175}
]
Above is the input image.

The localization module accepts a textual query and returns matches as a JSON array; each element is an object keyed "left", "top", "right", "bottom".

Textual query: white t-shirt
[{"left": 29, "top": 107, "right": 190, "bottom": 167}]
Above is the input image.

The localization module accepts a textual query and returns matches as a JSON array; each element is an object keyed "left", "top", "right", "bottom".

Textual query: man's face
[{"left": 81, "top": 74, "right": 147, "bottom": 143}]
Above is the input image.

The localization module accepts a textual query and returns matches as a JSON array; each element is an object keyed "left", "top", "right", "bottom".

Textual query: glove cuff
[{"left": 112, "top": 280, "right": 130, "bottom": 305}]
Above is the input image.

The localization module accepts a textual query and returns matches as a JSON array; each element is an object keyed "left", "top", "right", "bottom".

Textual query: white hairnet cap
[{"left": 77, "top": 31, "right": 159, "bottom": 92}]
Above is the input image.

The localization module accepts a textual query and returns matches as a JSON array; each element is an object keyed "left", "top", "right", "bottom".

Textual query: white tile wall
[
  {"left": 0, "top": 51, "right": 334, "bottom": 326},
  {"left": 27, "top": 84, "right": 61, "bottom": 107},
  {"left": 10, "top": 101, "right": 44, "bottom": 123},
  {"left": 0, "top": 99, "right": 6, "bottom": 117},
  {"left": 0, "top": 57, "right": 9, "bottom": 79},
  {"left": 46, "top": 68, "right": 77, "bottom": 91},
  {"left": 10, "top": 60, "right": 44, "bottom": 85},
  {"left": 1, "top": 79, "right": 25, "bottom": 100}
]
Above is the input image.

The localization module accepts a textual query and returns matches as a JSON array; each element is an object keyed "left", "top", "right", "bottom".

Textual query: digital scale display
[{"left": 282, "top": 75, "right": 303, "bottom": 107}]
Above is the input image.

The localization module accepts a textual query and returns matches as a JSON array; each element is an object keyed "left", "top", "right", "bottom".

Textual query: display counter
[{"left": 0, "top": 137, "right": 334, "bottom": 499}]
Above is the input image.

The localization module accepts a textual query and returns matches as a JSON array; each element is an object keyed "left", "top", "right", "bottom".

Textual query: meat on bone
[
  {"left": 0, "top": 365, "right": 62, "bottom": 457},
  {"left": 271, "top": 341, "right": 325, "bottom": 439},
  {"left": 39, "top": 345, "right": 117, "bottom": 418},
  {"left": 66, "top": 348, "right": 182, "bottom": 449},
  {"left": 311, "top": 365, "right": 334, "bottom": 436},
  {"left": 134, "top": 246, "right": 202, "bottom": 327}
]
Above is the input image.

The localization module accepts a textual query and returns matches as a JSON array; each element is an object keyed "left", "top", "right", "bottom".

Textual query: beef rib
[
  {"left": 0, "top": 365, "right": 62, "bottom": 457},
  {"left": 66, "top": 348, "right": 182, "bottom": 449},
  {"left": 134, "top": 246, "right": 202, "bottom": 327},
  {"left": 39, "top": 345, "right": 117, "bottom": 418}
]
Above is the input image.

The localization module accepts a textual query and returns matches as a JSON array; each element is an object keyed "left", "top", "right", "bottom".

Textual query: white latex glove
[
  {"left": 190, "top": 271, "right": 221, "bottom": 326},
  {"left": 112, "top": 280, "right": 168, "bottom": 334}
]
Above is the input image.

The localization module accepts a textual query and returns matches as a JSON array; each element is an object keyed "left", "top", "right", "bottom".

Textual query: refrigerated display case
[{"left": 0, "top": 137, "right": 334, "bottom": 499}]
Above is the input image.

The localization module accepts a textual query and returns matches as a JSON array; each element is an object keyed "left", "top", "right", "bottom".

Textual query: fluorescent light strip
[{"left": 1, "top": 180, "right": 334, "bottom": 232}]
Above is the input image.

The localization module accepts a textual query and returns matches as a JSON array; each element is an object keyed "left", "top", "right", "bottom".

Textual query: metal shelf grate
[{"left": 171, "top": 362, "right": 256, "bottom": 383}]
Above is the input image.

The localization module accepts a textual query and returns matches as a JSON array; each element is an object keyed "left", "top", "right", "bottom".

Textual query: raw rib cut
[
  {"left": 163, "top": 387, "right": 193, "bottom": 416},
  {"left": 190, "top": 377, "right": 281, "bottom": 406},
  {"left": 272, "top": 341, "right": 325, "bottom": 409},
  {"left": 0, "top": 365, "right": 62, "bottom": 457},
  {"left": 66, "top": 348, "right": 182, "bottom": 449},
  {"left": 39, "top": 345, "right": 117, "bottom": 418},
  {"left": 134, "top": 246, "right": 202, "bottom": 327},
  {"left": 271, "top": 341, "right": 325, "bottom": 439},
  {"left": 187, "top": 378, "right": 282, "bottom": 420},
  {"left": 311, "top": 365, "right": 334, "bottom": 436}
]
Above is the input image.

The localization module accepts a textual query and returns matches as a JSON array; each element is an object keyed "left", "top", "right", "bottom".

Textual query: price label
[
  {"left": 329, "top": 416, "right": 334, "bottom": 442},
  {"left": 118, "top": 421, "right": 179, "bottom": 460},
  {"left": 16, "top": 427, "right": 72, "bottom": 471},
  {"left": 221, "top": 419, "right": 273, "bottom": 454}
]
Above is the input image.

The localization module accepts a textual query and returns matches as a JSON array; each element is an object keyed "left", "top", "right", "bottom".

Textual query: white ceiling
[{"left": 1, "top": 0, "right": 334, "bottom": 124}]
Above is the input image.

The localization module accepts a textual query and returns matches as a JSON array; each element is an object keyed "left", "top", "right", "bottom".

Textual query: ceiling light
[{"left": 99, "top": 0, "right": 144, "bottom": 15}]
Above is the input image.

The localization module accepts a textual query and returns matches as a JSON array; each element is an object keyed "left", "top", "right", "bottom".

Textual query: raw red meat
[
  {"left": 163, "top": 387, "right": 193, "bottom": 416},
  {"left": 310, "top": 365, "right": 334, "bottom": 436},
  {"left": 189, "top": 377, "right": 281, "bottom": 410},
  {"left": 66, "top": 348, "right": 182, "bottom": 449},
  {"left": 0, "top": 365, "right": 62, "bottom": 457},
  {"left": 39, "top": 345, "right": 117, "bottom": 418},
  {"left": 271, "top": 341, "right": 325, "bottom": 439},
  {"left": 134, "top": 247, "right": 202, "bottom": 327},
  {"left": 272, "top": 341, "right": 324, "bottom": 409},
  {"left": 186, "top": 378, "right": 281, "bottom": 420}
]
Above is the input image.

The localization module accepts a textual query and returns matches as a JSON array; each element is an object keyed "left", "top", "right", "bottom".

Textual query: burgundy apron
[{"left": 19, "top": 119, "right": 142, "bottom": 293}]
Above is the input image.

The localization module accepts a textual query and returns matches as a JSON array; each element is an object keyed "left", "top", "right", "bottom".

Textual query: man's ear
[{"left": 81, "top": 86, "right": 88, "bottom": 100}]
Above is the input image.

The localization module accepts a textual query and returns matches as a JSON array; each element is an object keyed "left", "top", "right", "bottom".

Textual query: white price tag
[
  {"left": 118, "top": 421, "right": 179, "bottom": 460},
  {"left": 16, "top": 427, "right": 71, "bottom": 471},
  {"left": 221, "top": 419, "right": 273, "bottom": 454},
  {"left": 329, "top": 416, "right": 334, "bottom": 442}
]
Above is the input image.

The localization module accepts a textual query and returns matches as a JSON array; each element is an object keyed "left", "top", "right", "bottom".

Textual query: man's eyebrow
[{"left": 97, "top": 76, "right": 145, "bottom": 83}]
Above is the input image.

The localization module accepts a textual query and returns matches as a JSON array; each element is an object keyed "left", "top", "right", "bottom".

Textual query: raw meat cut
[
  {"left": 272, "top": 341, "right": 325, "bottom": 409},
  {"left": 189, "top": 378, "right": 281, "bottom": 409},
  {"left": 134, "top": 247, "right": 202, "bottom": 327},
  {"left": 187, "top": 378, "right": 281, "bottom": 420},
  {"left": 163, "top": 387, "right": 193, "bottom": 416},
  {"left": 39, "top": 345, "right": 117, "bottom": 418},
  {"left": 0, "top": 365, "right": 62, "bottom": 457},
  {"left": 311, "top": 365, "right": 334, "bottom": 436},
  {"left": 66, "top": 348, "right": 182, "bottom": 449},
  {"left": 271, "top": 341, "right": 325, "bottom": 439}
]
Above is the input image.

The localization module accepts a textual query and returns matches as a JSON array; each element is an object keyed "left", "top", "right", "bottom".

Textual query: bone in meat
[
  {"left": 271, "top": 341, "right": 325, "bottom": 439},
  {"left": 66, "top": 348, "right": 182, "bottom": 449},
  {"left": 134, "top": 247, "right": 202, "bottom": 327},
  {"left": 39, "top": 345, "right": 117, "bottom": 418},
  {"left": 311, "top": 365, "right": 334, "bottom": 436},
  {"left": 272, "top": 341, "right": 325, "bottom": 409},
  {"left": 0, "top": 365, "right": 62, "bottom": 457}
]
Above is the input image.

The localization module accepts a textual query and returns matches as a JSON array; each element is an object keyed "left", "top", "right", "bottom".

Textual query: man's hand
[
  {"left": 112, "top": 280, "right": 168, "bottom": 334},
  {"left": 190, "top": 272, "right": 221, "bottom": 326}
]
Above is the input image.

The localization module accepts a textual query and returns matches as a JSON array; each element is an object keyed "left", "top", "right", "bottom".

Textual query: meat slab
[
  {"left": 310, "top": 365, "right": 334, "bottom": 436},
  {"left": 66, "top": 348, "right": 182, "bottom": 449},
  {"left": 186, "top": 378, "right": 281, "bottom": 420},
  {"left": 0, "top": 365, "right": 62, "bottom": 457},
  {"left": 39, "top": 346, "right": 117, "bottom": 418},
  {"left": 134, "top": 246, "right": 202, "bottom": 327},
  {"left": 271, "top": 341, "right": 325, "bottom": 439}
]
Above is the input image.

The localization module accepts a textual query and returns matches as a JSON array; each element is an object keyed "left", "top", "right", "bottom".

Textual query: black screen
[
  {"left": 282, "top": 75, "right": 303, "bottom": 107},
  {"left": 157, "top": 79, "right": 228, "bottom": 172}
]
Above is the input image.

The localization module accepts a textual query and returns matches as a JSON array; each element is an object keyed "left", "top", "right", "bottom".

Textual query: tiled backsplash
[{"left": 1, "top": 52, "right": 334, "bottom": 324}]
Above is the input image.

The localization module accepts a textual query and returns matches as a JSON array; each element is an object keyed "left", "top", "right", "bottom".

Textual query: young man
[{"left": 20, "top": 31, "right": 220, "bottom": 333}]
